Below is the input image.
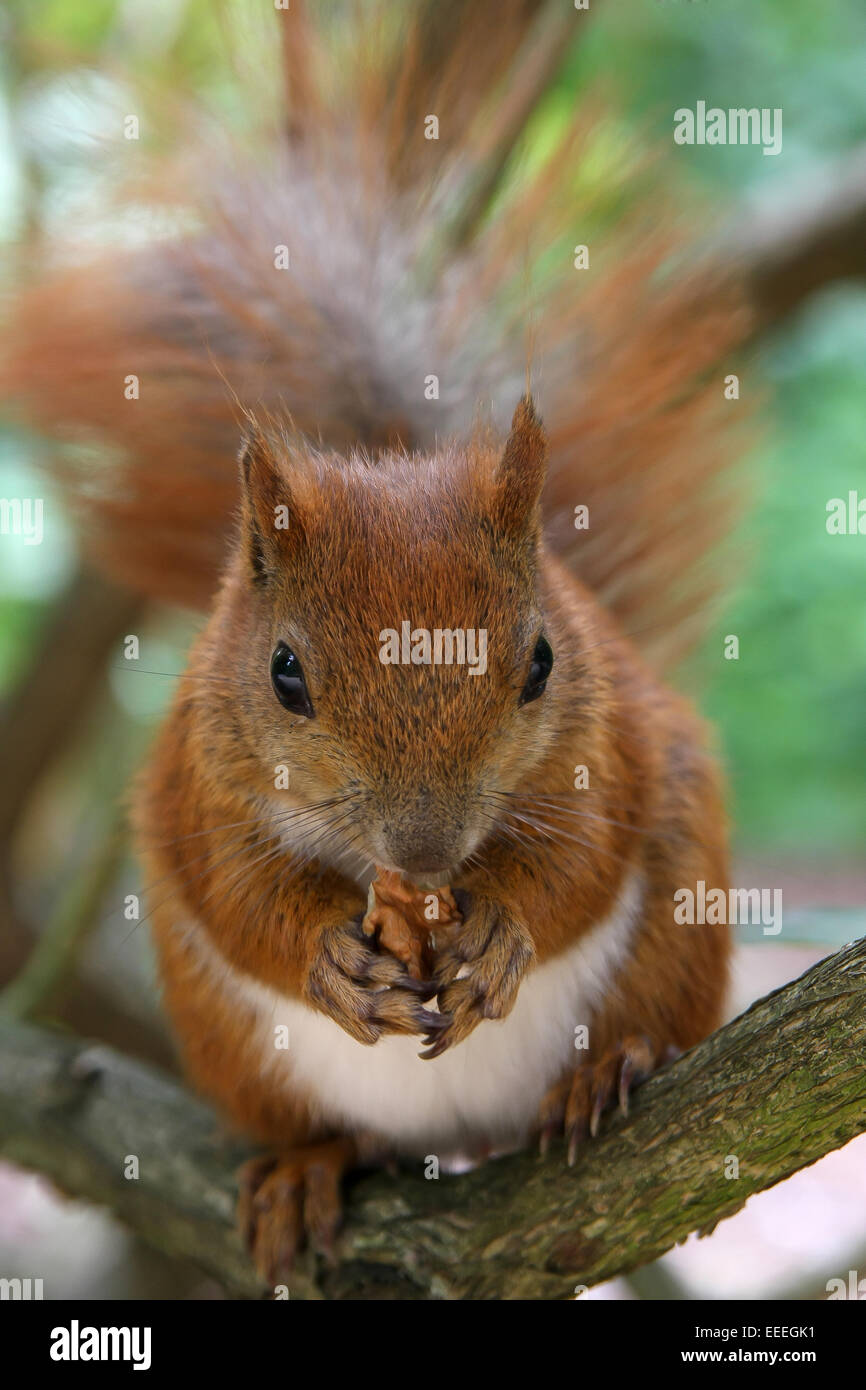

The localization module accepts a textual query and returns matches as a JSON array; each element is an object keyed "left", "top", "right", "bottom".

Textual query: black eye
[
  {"left": 270, "top": 642, "right": 314, "bottom": 717},
  {"left": 520, "top": 634, "right": 553, "bottom": 706}
]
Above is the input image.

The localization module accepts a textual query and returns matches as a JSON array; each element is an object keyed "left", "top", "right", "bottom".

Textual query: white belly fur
[{"left": 177, "top": 872, "right": 643, "bottom": 1158}]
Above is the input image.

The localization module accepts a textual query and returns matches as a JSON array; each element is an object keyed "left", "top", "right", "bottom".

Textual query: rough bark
[{"left": 0, "top": 937, "right": 864, "bottom": 1300}]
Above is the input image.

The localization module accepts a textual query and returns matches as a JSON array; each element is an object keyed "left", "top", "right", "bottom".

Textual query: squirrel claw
[
  {"left": 416, "top": 1007, "right": 450, "bottom": 1037},
  {"left": 616, "top": 1034, "right": 658, "bottom": 1118},
  {"left": 417, "top": 1012, "right": 455, "bottom": 1057},
  {"left": 538, "top": 1126, "right": 550, "bottom": 1158},
  {"left": 567, "top": 1120, "right": 587, "bottom": 1168},
  {"left": 618, "top": 1058, "right": 635, "bottom": 1116}
]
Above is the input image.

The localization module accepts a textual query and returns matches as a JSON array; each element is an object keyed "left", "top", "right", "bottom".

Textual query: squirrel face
[{"left": 212, "top": 400, "right": 562, "bottom": 878}]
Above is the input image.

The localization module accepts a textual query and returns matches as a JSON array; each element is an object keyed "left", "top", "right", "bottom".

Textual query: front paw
[
  {"left": 305, "top": 918, "right": 447, "bottom": 1045},
  {"left": 422, "top": 898, "right": 535, "bottom": 1058}
]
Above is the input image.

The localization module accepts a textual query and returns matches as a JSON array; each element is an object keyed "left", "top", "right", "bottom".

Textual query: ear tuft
[
  {"left": 238, "top": 424, "right": 305, "bottom": 582},
  {"left": 495, "top": 395, "right": 548, "bottom": 534}
]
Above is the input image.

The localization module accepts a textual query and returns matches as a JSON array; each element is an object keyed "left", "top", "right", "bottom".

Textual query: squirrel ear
[
  {"left": 238, "top": 425, "right": 307, "bottom": 582},
  {"left": 494, "top": 395, "right": 548, "bottom": 535}
]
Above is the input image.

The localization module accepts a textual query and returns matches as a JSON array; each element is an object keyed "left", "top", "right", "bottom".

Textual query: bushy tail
[{"left": 0, "top": 0, "right": 751, "bottom": 656}]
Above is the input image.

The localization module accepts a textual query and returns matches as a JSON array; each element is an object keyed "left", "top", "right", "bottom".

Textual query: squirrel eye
[
  {"left": 520, "top": 634, "right": 553, "bottom": 706},
  {"left": 270, "top": 642, "right": 314, "bottom": 717}
]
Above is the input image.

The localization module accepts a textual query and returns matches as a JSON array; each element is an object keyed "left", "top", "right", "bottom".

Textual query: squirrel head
[{"left": 216, "top": 397, "right": 561, "bottom": 878}]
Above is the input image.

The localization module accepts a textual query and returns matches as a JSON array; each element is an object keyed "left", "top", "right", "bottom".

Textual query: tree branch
[
  {"left": 0, "top": 938, "right": 864, "bottom": 1300},
  {"left": 729, "top": 146, "right": 866, "bottom": 335},
  {"left": 0, "top": 565, "right": 142, "bottom": 846}
]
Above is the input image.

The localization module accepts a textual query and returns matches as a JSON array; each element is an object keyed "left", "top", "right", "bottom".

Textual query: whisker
[
  {"left": 140, "top": 794, "right": 353, "bottom": 853},
  {"left": 234, "top": 811, "right": 372, "bottom": 923},
  {"left": 473, "top": 809, "right": 542, "bottom": 858},
  {"left": 482, "top": 799, "right": 625, "bottom": 866},
  {"left": 127, "top": 783, "right": 366, "bottom": 945},
  {"left": 489, "top": 792, "right": 710, "bottom": 851},
  {"left": 133, "top": 797, "right": 355, "bottom": 908},
  {"left": 111, "top": 666, "right": 252, "bottom": 688}
]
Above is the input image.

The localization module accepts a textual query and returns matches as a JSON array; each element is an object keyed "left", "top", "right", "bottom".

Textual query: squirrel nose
[
  {"left": 380, "top": 790, "right": 466, "bottom": 875},
  {"left": 382, "top": 829, "right": 463, "bottom": 876}
]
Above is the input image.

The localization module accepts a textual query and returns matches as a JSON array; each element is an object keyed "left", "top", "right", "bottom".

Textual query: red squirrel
[{"left": 2, "top": 2, "right": 746, "bottom": 1282}]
